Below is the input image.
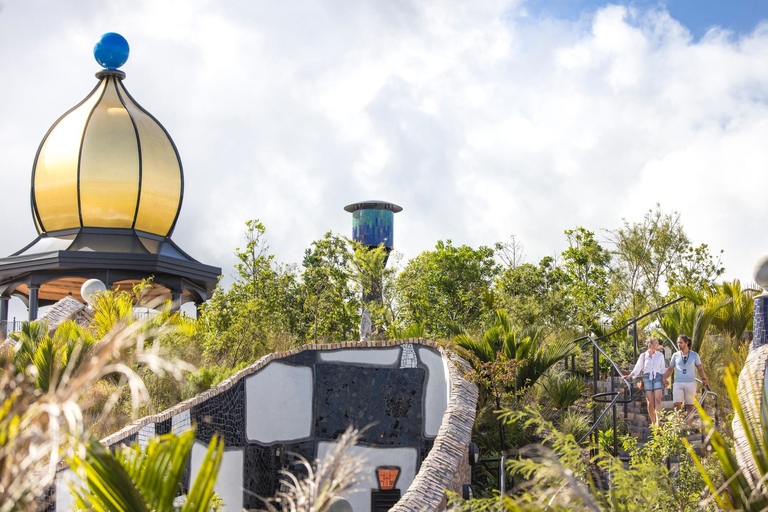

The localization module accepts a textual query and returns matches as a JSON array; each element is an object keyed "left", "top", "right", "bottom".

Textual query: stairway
[{"left": 621, "top": 388, "right": 705, "bottom": 458}]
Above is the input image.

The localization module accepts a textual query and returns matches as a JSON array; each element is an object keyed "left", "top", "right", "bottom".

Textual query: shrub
[
  {"left": 558, "top": 409, "right": 591, "bottom": 441},
  {"left": 540, "top": 371, "right": 585, "bottom": 410}
]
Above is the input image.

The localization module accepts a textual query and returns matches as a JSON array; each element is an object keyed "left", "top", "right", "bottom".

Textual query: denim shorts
[{"left": 642, "top": 374, "right": 663, "bottom": 391}]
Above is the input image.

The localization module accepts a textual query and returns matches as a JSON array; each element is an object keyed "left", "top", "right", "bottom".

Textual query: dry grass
[{"left": 0, "top": 313, "right": 193, "bottom": 512}]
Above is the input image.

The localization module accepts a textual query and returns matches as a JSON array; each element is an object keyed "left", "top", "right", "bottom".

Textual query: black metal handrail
[
  {"left": 574, "top": 297, "right": 689, "bottom": 454},
  {"left": 575, "top": 333, "right": 632, "bottom": 450},
  {"left": 686, "top": 379, "right": 718, "bottom": 425}
]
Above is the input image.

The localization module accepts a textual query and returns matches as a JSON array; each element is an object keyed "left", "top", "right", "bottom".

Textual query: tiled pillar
[{"left": 753, "top": 295, "right": 768, "bottom": 350}]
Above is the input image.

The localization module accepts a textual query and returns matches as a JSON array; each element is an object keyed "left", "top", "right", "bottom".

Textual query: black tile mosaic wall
[
  {"left": 117, "top": 432, "right": 137, "bottom": 447},
  {"left": 314, "top": 364, "right": 425, "bottom": 447},
  {"left": 242, "top": 444, "right": 278, "bottom": 509},
  {"left": 76, "top": 347, "right": 444, "bottom": 511},
  {"left": 39, "top": 485, "right": 55, "bottom": 512},
  {"left": 281, "top": 351, "right": 318, "bottom": 367},
  {"left": 190, "top": 380, "right": 246, "bottom": 445},
  {"left": 155, "top": 417, "right": 172, "bottom": 436}
]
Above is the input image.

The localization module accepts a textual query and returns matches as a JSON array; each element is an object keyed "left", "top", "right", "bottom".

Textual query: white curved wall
[
  {"left": 418, "top": 347, "right": 450, "bottom": 436},
  {"left": 317, "top": 442, "right": 418, "bottom": 512},
  {"left": 245, "top": 362, "right": 314, "bottom": 443},
  {"left": 320, "top": 347, "right": 401, "bottom": 366},
  {"left": 190, "top": 442, "right": 244, "bottom": 511}
]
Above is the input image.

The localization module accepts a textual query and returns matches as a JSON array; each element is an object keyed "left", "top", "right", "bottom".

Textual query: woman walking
[{"left": 623, "top": 338, "right": 666, "bottom": 426}]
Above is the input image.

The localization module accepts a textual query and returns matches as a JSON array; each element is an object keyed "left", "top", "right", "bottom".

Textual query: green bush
[
  {"left": 540, "top": 371, "right": 585, "bottom": 410},
  {"left": 183, "top": 363, "right": 249, "bottom": 398},
  {"left": 558, "top": 409, "right": 591, "bottom": 441}
]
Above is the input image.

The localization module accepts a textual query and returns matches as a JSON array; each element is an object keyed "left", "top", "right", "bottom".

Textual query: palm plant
[
  {"left": 70, "top": 430, "right": 223, "bottom": 512},
  {"left": 710, "top": 280, "right": 759, "bottom": 341},
  {"left": 4, "top": 320, "right": 96, "bottom": 393},
  {"left": 91, "top": 288, "right": 136, "bottom": 338},
  {"left": 0, "top": 315, "right": 192, "bottom": 511},
  {"left": 660, "top": 286, "right": 729, "bottom": 352},
  {"left": 540, "top": 371, "right": 586, "bottom": 410},
  {"left": 455, "top": 310, "right": 578, "bottom": 394},
  {"left": 388, "top": 322, "right": 426, "bottom": 340}
]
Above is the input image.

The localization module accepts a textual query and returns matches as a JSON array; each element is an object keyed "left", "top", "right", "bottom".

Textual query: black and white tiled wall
[{"left": 55, "top": 341, "right": 452, "bottom": 512}]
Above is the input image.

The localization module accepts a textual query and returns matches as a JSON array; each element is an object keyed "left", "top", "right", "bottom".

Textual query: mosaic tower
[
  {"left": 344, "top": 200, "right": 402, "bottom": 251},
  {"left": 0, "top": 33, "right": 220, "bottom": 332},
  {"left": 344, "top": 200, "right": 402, "bottom": 302}
]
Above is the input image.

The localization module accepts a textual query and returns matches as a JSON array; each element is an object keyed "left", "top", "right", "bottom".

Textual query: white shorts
[{"left": 673, "top": 381, "right": 697, "bottom": 405}]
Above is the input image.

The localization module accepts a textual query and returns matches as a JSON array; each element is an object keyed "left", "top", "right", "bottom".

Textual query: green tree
[
  {"left": 299, "top": 232, "right": 359, "bottom": 343},
  {"left": 348, "top": 241, "right": 399, "bottom": 338},
  {"left": 396, "top": 240, "right": 499, "bottom": 338},
  {"left": 606, "top": 205, "right": 690, "bottom": 315},
  {"left": 494, "top": 256, "right": 570, "bottom": 330},
  {"left": 200, "top": 220, "right": 299, "bottom": 364},
  {"left": 561, "top": 227, "right": 612, "bottom": 331},
  {"left": 666, "top": 243, "right": 725, "bottom": 291}
]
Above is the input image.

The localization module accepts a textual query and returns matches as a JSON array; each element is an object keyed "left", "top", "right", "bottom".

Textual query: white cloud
[{"left": 0, "top": 0, "right": 767, "bottom": 303}]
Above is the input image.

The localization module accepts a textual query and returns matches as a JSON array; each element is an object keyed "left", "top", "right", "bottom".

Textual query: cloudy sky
[{"left": 1, "top": 0, "right": 768, "bottom": 300}]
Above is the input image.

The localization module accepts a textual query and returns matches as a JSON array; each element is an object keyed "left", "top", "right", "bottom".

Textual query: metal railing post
[
  {"left": 612, "top": 364, "right": 617, "bottom": 457},
  {"left": 593, "top": 343, "right": 599, "bottom": 450},
  {"left": 632, "top": 317, "right": 638, "bottom": 362},
  {"left": 499, "top": 455, "right": 506, "bottom": 496}
]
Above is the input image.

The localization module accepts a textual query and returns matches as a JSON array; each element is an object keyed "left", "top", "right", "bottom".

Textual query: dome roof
[{"left": 31, "top": 54, "right": 183, "bottom": 238}]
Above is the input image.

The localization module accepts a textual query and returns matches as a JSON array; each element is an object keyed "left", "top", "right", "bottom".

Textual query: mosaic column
[
  {"left": 732, "top": 256, "right": 768, "bottom": 485},
  {"left": 343, "top": 200, "right": 402, "bottom": 303},
  {"left": 752, "top": 294, "right": 768, "bottom": 350}
]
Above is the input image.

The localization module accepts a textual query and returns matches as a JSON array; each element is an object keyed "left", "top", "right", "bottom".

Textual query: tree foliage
[
  {"left": 494, "top": 257, "right": 570, "bottom": 330},
  {"left": 561, "top": 227, "right": 612, "bottom": 331},
  {"left": 396, "top": 240, "right": 499, "bottom": 338},
  {"left": 456, "top": 310, "right": 578, "bottom": 395},
  {"left": 200, "top": 220, "right": 298, "bottom": 364},
  {"left": 299, "top": 232, "right": 359, "bottom": 343}
]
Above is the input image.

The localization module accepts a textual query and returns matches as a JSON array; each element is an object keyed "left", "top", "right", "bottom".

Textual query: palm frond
[
  {"left": 70, "top": 437, "right": 150, "bottom": 512},
  {"left": 455, "top": 333, "right": 494, "bottom": 364}
]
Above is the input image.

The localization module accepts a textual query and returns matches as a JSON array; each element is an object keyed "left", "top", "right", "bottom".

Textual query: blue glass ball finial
[{"left": 94, "top": 32, "right": 130, "bottom": 70}]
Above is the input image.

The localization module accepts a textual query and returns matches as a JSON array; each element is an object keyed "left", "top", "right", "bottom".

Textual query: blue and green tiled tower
[
  {"left": 344, "top": 200, "right": 402, "bottom": 302},
  {"left": 344, "top": 200, "right": 402, "bottom": 253}
]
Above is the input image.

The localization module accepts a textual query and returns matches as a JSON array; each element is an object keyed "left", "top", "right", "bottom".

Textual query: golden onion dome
[{"left": 31, "top": 34, "right": 182, "bottom": 238}]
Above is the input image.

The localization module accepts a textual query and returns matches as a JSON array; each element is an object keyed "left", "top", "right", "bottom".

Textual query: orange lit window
[{"left": 376, "top": 466, "right": 400, "bottom": 491}]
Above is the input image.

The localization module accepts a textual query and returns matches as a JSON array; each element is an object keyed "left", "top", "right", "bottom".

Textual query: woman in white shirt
[{"left": 622, "top": 338, "right": 666, "bottom": 426}]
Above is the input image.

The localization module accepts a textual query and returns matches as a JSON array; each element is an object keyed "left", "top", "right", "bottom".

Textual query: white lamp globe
[{"left": 80, "top": 279, "right": 107, "bottom": 306}]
